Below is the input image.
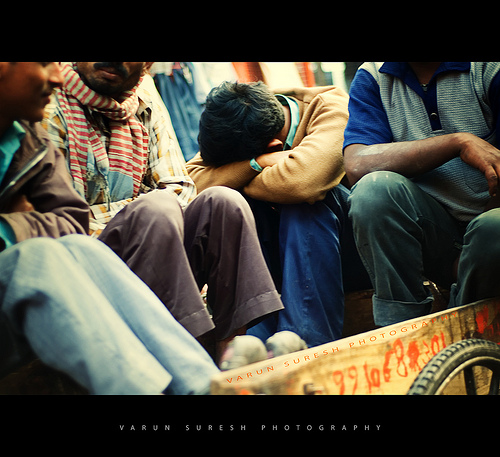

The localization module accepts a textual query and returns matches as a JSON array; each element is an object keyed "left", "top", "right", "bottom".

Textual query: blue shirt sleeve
[
  {"left": 0, "top": 218, "right": 16, "bottom": 251},
  {"left": 343, "top": 68, "right": 393, "bottom": 151}
]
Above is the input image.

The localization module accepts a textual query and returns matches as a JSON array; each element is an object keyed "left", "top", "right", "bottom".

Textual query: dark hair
[{"left": 198, "top": 81, "right": 285, "bottom": 166}]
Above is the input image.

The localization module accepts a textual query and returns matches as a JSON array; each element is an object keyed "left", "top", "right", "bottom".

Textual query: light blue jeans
[
  {"left": 0, "top": 235, "right": 219, "bottom": 394},
  {"left": 349, "top": 171, "right": 500, "bottom": 326}
]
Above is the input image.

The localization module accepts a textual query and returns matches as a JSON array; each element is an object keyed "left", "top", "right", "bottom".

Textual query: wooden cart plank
[{"left": 210, "top": 297, "right": 500, "bottom": 395}]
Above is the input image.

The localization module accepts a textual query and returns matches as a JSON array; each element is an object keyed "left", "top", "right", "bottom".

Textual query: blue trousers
[
  {"left": 0, "top": 235, "right": 219, "bottom": 394},
  {"left": 247, "top": 184, "right": 371, "bottom": 347},
  {"left": 349, "top": 171, "right": 500, "bottom": 326}
]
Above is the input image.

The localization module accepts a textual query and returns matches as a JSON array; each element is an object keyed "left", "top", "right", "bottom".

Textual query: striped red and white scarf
[{"left": 56, "top": 63, "right": 149, "bottom": 202}]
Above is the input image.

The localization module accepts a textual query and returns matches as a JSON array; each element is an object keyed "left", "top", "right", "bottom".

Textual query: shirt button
[{"left": 430, "top": 112, "right": 439, "bottom": 120}]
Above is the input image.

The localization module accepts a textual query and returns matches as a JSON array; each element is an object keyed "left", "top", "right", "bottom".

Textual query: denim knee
[
  {"left": 4, "top": 237, "right": 64, "bottom": 263},
  {"left": 463, "top": 208, "right": 500, "bottom": 264},
  {"left": 449, "top": 208, "right": 500, "bottom": 307},
  {"left": 279, "top": 200, "right": 340, "bottom": 227},
  {"left": 349, "top": 171, "right": 410, "bottom": 223},
  {"left": 58, "top": 233, "right": 98, "bottom": 250}
]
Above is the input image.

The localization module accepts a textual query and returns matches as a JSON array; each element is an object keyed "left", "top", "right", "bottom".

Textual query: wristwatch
[{"left": 249, "top": 157, "right": 263, "bottom": 172}]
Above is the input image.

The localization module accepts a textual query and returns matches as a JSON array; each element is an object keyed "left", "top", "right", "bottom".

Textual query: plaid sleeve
[
  {"left": 91, "top": 198, "right": 135, "bottom": 223},
  {"left": 42, "top": 97, "right": 69, "bottom": 158}
]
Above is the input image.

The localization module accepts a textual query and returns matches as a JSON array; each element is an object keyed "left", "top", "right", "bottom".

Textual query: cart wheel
[{"left": 407, "top": 339, "right": 500, "bottom": 395}]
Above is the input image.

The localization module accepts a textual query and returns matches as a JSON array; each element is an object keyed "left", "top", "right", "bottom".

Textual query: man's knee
[
  {"left": 349, "top": 171, "right": 411, "bottom": 221},
  {"left": 279, "top": 201, "right": 340, "bottom": 234},
  {"left": 3, "top": 237, "right": 57, "bottom": 260},
  {"left": 135, "top": 191, "right": 182, "bottom": 216},
  {"left": 58, "top": 233, "right": 96, "bottom": 250},
  {"left": 194, "top": 186, "right": 253, "bottom": 220},
  {"left": 197, "top": 186, "right": 247, "bottom": 206},
  {"left": 123, "top": 192, "right": 184, "bottom": 230},
  {"left": 0, "top": 238, "right": 69, "bottom": 285},
  {"left": 464, "top": 209, "right": 500, "bottom": 261}
]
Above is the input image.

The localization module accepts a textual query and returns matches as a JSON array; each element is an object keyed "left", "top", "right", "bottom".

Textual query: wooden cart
[{"left": 210, "top": 296, "right": 500, "bottom": 395}]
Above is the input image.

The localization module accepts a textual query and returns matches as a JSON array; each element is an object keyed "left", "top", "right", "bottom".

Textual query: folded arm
[
  {"left": 188, "top": 91, "right": 348, "bottom": 205},
  {"left": 0, "top": 143, "right": 90, "bottom": 248},
  {"left": 344, "top": 132, "right": 500, "bottom": 197}
]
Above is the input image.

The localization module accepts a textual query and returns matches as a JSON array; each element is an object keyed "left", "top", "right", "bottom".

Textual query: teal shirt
[
  {"left": 0, "top": 121, "right": 26, "bottom": 250},
  {"left": 275, "top": 94, "right": 300, "bottom": 150}
]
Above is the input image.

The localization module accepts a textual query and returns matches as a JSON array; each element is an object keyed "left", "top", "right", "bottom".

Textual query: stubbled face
[
  {"left": 0, "top": 62, "right": 63, "bottom": 123},
  {"left": 75, "top": 62, "right": 150, "bottom": 98}
]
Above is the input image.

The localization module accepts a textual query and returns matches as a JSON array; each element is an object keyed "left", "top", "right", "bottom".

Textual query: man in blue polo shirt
[{"left": 343, "top": 62, "right": 500, "bottom": 326}]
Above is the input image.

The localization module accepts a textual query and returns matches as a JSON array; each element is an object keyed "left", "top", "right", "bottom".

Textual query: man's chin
[{"left": 81, "top": 74, "right": 124, "bottom": 97}]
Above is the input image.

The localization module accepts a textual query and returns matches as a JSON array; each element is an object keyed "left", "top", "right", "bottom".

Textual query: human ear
[
  {"left": 143, "top": 62, "right": 155, "bottom": 75},
  {"left": 266, "top": 138, "right": 284, "bottom": 152}
]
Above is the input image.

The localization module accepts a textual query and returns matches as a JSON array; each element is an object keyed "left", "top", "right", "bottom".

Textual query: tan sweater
[{"left": 186, "top": 86, "right": 349, "bottom": 205}]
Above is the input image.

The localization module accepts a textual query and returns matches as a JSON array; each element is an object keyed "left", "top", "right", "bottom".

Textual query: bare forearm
[
  {"left": 346, "top": 132, "right": 500, "bottom": 196},
  {"left": 344, "top": 134, "right": 463, "bottom": 185}
]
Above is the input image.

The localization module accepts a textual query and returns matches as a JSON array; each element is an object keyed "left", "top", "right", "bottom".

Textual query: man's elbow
[
  {"left": 344, "top": 159, "right": 365, "bottom": 186},
  {"left": 343, "top": 144, "right": 368, "bottom": 186}
]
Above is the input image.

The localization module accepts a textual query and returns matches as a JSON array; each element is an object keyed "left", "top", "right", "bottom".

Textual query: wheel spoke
[
  {"left": 464, "top": 366, "right": 477, "bottom": 395},
  {"left": 488, "top": 370, "right": 500, "bottom": 395},
  {"left": 407, "top": 339, "right": 500, "bottom": 395}
]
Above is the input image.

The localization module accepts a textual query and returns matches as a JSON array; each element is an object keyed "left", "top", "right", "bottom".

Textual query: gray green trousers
[{"left": 349, "top": 171, "right": 500, "bottom": 326}]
